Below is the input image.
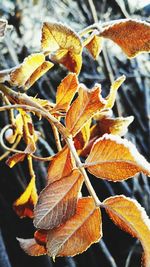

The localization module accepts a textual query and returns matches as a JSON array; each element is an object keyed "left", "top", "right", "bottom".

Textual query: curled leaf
[
  {"left": 34, "top": 169, "right": 84, "bottom": 230},
  {"left": 10, "top": 53, "right": 53, "bottom": 89},
  {"left": 85, "top": 133, "right": 150, "bottom": 181},
  {"left": 105, "top": 75, "right": 126, "bottom": 109},
  {"left": 103, "top": 195, "right": 150, "bottom": 267},
  {"left": 100, "top": 19, "right": 150, "bottom": 58},
  {"left": 17, "top": 238, "right": 47, "bottom": 256},
  {"left": 41, "top": 22, "right": 82, "bottom": 74},
  {"left": 66, "top": 84, "right": 106, "bottom": 136},
  {"left": 46, "top": 197, "right": 102, "bottom": 258},
  {"left": 13, "top": 176, "right": 38, "bottom": 218}
]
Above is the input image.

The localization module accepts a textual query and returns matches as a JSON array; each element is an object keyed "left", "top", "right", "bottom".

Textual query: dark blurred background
[{"left": 0, "top": 0, "right": 150, "bottom": 267}]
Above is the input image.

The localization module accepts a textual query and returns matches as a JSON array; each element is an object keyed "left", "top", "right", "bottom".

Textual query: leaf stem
[{"left": 0, "top": 85, "right": 101, "bottom": 206}]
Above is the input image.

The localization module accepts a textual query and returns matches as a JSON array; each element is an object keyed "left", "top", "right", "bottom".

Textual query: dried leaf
[
  {"left": 47, "top": 146, "right": 75, "bottom": 184},
  {"left": 25, "top": 61, "right": 53, "bottom": 90},
  {"left": 34, "top": 230, "right": 48, "bottom": 246},
  {"left": 46, "top": 197, "right": 102, "bottom": 258},
  {"left": 105, "top": 75, "right": 126, "bottom": 109},
  {"left": 53, "top": 73, "right": 78, "bottom": 112},
  {"left": 17, "top": 238, "right": 47, "bottom": 256},
  {"left": 91, "top": 116, "right": 134, "bottom": 137},
  {"left": 41, "top": 22, "right": 82, "bottom": 74},
  {"left": 103, "top": 195, "right": 150, "bottom": 267},
  {"left": 85, "top": 133, "right": 150, "bottom": 181},
  {"left": 83, "top": 30, "right": 103, "bottom": 59},
  {"left": 10, "top": 53, "right": 52, "bottom": 89},
  {"left": 100, "top": 19, "right": 150, "bottom": 58},
  {"left": 66, "top": 84, "right": 106, "bottom": 136},
  {"left": 34, "top": 170, "right": 84, "bottom": 230},
  {"left": 0, "top": 19, "right": 7, "bottom": 37},
  {"left": 13, "top": 176, "right": 38, "bottom": 218}
]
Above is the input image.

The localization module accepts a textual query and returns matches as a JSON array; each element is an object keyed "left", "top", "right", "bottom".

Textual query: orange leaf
[
  {"left": 47, "top": 146, "right": 75, "bottom": 184},
  {"left": 10, "top": 53, "right": 52, "bottom": 89},
  {"left": 41, "top": 22, "right": 82, "bottom": 74},
  {"left": 17, "top": 238, "right": 47, "bottom": 256},
  {"left": 13, "top": 176, "right": 38, "bottom": 218},
  {"left": 85, "top": 133, "right": 150, "bottom": 181},
  {"left": 46, "top": 197, "right": 102, "bottom": 258},
  {"left": 83, "top": 30, "right": 103, "bottom": 59},
  {"left": 52, "top": 73, "right": 78, "bottom": 113},
  {"left": 100, "top": 19, "right": 150, "bottom": 58},
  {"left": 66, "top": 84, "right": 106, "bottom": 136},
  {"left": 91, "top": 116, "right": 134, "bottom": 138},
  {"left": 34, "top": 169, "right": 83, "bottom": 230},
  {"left": 103, "top": 195, "right": 150, "bottom": 267}
]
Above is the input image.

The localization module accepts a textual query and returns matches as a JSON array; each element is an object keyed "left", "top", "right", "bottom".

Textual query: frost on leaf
[
  {"left": 85, "top": 134, "right": 150, "bottom": 181},
  {"left": 46, "top": 197, "right": 102, "bottom": 258},
  {"left": 66, "top": 84, "right": 106, "bottom": 136},
  {"left": 103, "top": 195, "right": 150, "bottom": 267},
  {"left": 100, "top": 19, "right": 150, "bottom": 58},
  {"left": 41, "top": 22, "right": 82, "bottom": 74},
  {"left": 34, "top": 170, "right": 84, "bottom": 230}
]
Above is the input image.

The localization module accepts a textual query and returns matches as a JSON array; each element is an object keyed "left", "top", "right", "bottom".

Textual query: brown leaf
[
  {"left": 34, "top": 170, "right": 84, "bottom": 230},
  {"left": 13, "top": 176, "right": 38, "bottom": 218},
  {"left": 46, "top": 197, "right": 102, "bottom": 258},
  {"left": 103, "top": 195, "right": 150, "bottom": 267},
  {"left": 47, "top": 146, "right": 75, "bottom": 184},
  {"left": 85, "top": 133, "right": 150, "bottom": 181},
  {"left": 17, "top": 238, "right": 47, "bottom": 256},
  {"left": 83, "top": 30, "right": 103, "bottom": 59},
  {"left": 66, "top": 84, "right": 106, "bottom": 136},
  {"left": 34, "top": 230, "right": 48, "bottom": 246},
  {"left": 0, "top": 19, "right": 7, "bottom": 37},
  {"left": 100, "top": 19, "right": 150, "bottom": 58},
  {"left": 41, "top": 22, "right": 82, "bottom": 74},
  {"left": 10, "top": 53, "right": 52, "bottom": 89},
  {"left": 52, "top": 73, "right": 78, "bottom": 113}
]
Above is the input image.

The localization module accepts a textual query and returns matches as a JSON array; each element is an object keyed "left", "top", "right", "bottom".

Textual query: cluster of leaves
[{"left": 0, "top": 18, "right": 150, "bottom": 266}]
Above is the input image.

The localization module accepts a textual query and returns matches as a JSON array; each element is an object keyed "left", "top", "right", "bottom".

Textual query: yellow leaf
[
  {"left": 66, "top": 84, "right": 106, "bottom": 136},
  {"left": 103, "top": 195, "right": 150, "bottom": 267},
  {"left": 46, "top": 197, "right": 102, "bottom": 257},
  {"left": 10, "top": 53, "right": 52, "bottom": 89},
  {"left": 105, "top": 75, "right": 126, "bottom": 109},
  {"left": 85, "top": 133, "right": 150, "bottom": 181},
  {"left": 41, "top": 22, "right": 82, "bottom": 74},
  {"left": 100, "top": 19, "right": 150, "bottom": 58},
  {"left": 13, "top": 176, "right": 38, "bottom": 218},
  {"left": 34, "top": 169, "right": 84, "bottom": 230},
  {"left": 74, "top": 119, "right": 91, "bottom": 154}
]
